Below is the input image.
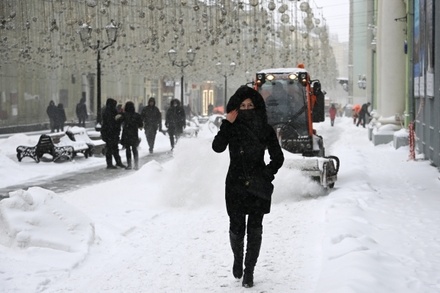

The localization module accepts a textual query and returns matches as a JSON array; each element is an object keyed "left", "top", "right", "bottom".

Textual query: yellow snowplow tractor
[{"left": 253, "top": 67, "right": 340, "bottom": 188}]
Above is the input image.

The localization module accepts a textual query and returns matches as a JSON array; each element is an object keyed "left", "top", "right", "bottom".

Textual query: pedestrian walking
[
  {"left": 118, "top": 101, "right": 143, "bottom": 170},
  {"left": 165, "top": 99, "right": 186, "bottom": 150},
  {"left": 46, "top": 100, "right": 57, "bottom": 133},
  {"left": 76, "top": 97, "right": 88, "bottom": 127},
  {"left": 140, "top": 97, "right": 163, "bottom": 154},
  {"left": 356, "top": 102, "right": 371, "bottom": 128},
  {"left": 329, "top": 103, "right": 337, "bottom": 126},
  {"left": 212, "top": 85, "right": 284, "bottom": 288},
  {"left": 101, "top": 98, "right": 126, "bottom": 169},
  {"left": 55, "top": 103, "right": 67, "bottom": 132},
  {"left": 208, "top": 103, "right": 214, "bottom": 115}
]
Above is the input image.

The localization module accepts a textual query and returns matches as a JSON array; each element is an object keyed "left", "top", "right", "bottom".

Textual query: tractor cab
[{"left": 254, "top": 67, "right": 325, "bottom": 156}]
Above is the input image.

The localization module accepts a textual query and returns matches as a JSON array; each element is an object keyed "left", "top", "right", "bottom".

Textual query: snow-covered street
[{"left": 1, "top": 116, "right": 440, "bottom": 292}]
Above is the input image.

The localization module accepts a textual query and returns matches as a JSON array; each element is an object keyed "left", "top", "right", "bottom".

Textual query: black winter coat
[
  {"left": 46, "top": 102, "right": 57, "bottom": 120},
  {"left": 120, "top": 112, "right": 143, "bottom": 147},
  {"left": 165, "top": 104, "right": 186, "bottom": 134},
  {"left": 141, "top": 105, "right": 162, "bottom": 131},
  {"left": 359, "top": 103, "right": 370, "bottom": 116},
  {"left": 101, "top": 99, "right": 122, "bottom": 144},
  {"left": 212, "top": 120, "right": 284, "bottom": 215}
]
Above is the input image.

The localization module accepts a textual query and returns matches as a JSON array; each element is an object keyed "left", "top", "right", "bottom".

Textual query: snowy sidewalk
[{"left": 1, "top": 117, "right": 440, "bottom": 292}]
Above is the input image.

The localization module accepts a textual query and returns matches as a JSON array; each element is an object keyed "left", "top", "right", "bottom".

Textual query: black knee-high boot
[
  {"left": 125, "top": 157, "right": 132, "bottom": 170},
  {"left": 242, "top": 227, "right": 262, "bottom": 288},
  {"left": 229, "top": 231, "right": 245, "bottom": 279}
]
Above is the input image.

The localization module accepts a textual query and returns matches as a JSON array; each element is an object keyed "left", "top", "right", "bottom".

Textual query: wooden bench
[
  {"left": 66, "top": 127, "right": 106, "bottom": 156},
  {"left": 16, "top": 134, "right": 74, "bottom": 163}
]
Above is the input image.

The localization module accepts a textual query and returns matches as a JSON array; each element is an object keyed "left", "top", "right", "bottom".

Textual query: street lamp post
[
  {"left": 216, "top": 61, "right": 236, "bottom": 111},
  {"left": 78, "top": 20, "right": 118, "bottom": 128},
  {"left": 168, "top": 48, "right": 196, "bottom": 106},
  {"left": 357, "top": 74, "right": 367, "bottom": 89}
]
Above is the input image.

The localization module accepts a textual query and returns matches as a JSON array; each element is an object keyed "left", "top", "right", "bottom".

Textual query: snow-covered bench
[
  {"left": 66, "top": 127, "right": 106, "bottom": 156},
  {"left": 16, "top": 134, "right": 74, "bottom": 163},
  {"left": 59, "top": 133, "right": 91, "bottom": 159}
]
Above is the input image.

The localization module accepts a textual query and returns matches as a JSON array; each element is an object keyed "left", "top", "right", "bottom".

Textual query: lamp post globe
[{"left": 168, "top": 48, "right": 197, "bottom": 105}]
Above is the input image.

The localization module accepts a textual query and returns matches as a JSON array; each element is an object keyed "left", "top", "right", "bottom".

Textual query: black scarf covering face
[
  {"left": 237, "top": 109, "right": 266, "bottom": 142},
  {"left": 237, "top": 109, "right": 256, "bottom": 122}
]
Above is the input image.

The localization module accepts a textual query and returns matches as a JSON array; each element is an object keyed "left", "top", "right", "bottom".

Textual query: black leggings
[
  {"left": 229, "top": 213, "right": 264, "bottom": 236},
  {"left": 125, "top": 145, "right": 138, "bottom": 162}
]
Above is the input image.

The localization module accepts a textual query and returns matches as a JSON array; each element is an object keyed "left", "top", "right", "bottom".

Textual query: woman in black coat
[
  {"left": 101, "top": 98, "right": 126, "bottom": 169},
  {"left": 212, "top": 85, "right": 284, "bottom": 288},
  {"left": 119, "top": 101, "right": 143, "bottom": 170}
]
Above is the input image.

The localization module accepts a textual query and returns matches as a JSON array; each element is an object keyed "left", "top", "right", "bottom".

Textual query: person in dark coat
[
  {"left": 101, "top": 98, "right": 126, "bottom": 169},
  {"left": 55, "top": 103, "right": 67, "bottom": 132},
  {"left": 118, "top": 101, "right": 143, "bottom": 170},
  {"left": 46, "top": 100, "right": 57, "bottom": 133},
  {"left": 141, "top": 97, "right": 163, "bottom": 154},
  {"left": 76, "top": 97, "right": 88, "bottom": 127},
  {"left": 165, "top": 99, "right": 186, "bottom": 150},
  {"left": 356, "top": 102, "right": 371, "bottom": 128},
  {"left": 212, "top": 85, "right": 284, "bottom": 288}
]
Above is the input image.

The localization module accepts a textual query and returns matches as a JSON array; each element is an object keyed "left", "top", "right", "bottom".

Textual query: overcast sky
[{"left": 311, "top": 0, "right": 350, "bottom": 42}]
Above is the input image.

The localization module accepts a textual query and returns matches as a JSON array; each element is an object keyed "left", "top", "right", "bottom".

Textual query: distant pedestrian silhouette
[
  {"left": 46, "top": 100, "right": 57, "bottom": 133},
  {"left": 76, "top": 97, "right": 88, "bottom": 127}
]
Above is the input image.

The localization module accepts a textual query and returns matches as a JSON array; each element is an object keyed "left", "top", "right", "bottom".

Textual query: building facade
[{"left": 412, "top": 0, "right": 440, "bottom": 167}]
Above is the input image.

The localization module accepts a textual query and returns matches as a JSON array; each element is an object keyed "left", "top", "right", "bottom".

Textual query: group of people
[
  {"left": 45, "top": 95, "right": 187, "bottom": 170},
  {"left": 46, "top": 98, "right": 89, "bottom": 133},
  {"left": 328, "top": 102, "right": 371, "bottom": 128},
  {"left": 46, "top": 101, "right": 67, "bottom": 133},
  {"left": 100, "top": 98, "right": 142, "bottom": 170},
  {"left": 138, "top": 97, "right": 186, "bottom": 153},
  {"left": 100, "top": 97, "right": 187, "bottom": 170},
  {"left": 352, "top": 102, "right": 371, "bottom": 127}
]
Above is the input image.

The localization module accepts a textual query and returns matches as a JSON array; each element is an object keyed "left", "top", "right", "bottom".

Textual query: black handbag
[
  {"left": 240, "top": 145, "right": 274, "bottom": 201},
  {"left": 245, "top": 175, "right": 274, "bottom": 201}
]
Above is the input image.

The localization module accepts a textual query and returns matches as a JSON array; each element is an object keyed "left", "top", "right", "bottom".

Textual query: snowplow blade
[{"left": 283, "top": 155, "right": 340, "bottom": 188}]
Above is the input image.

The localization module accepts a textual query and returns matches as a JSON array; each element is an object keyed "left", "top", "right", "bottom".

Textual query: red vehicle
[{"left": 253, "top": 66, "right": 339, "bottom": 188}]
